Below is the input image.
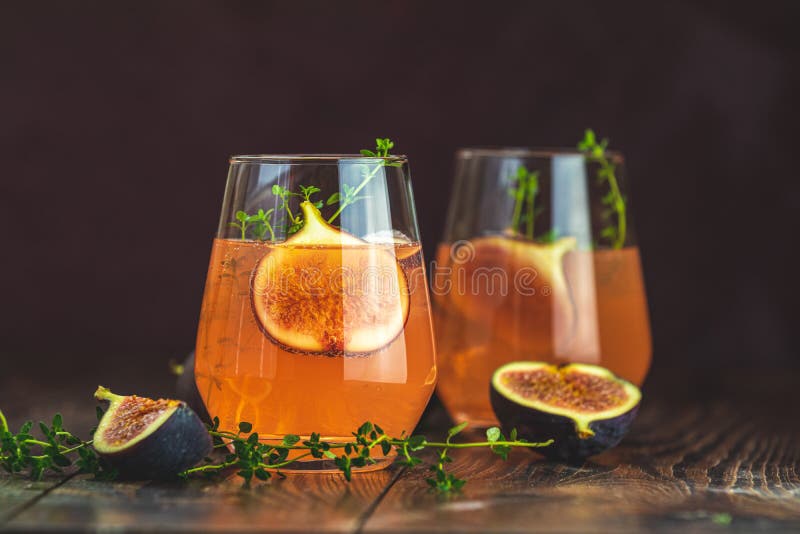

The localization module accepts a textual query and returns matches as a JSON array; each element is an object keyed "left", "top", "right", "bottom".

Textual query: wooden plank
[
  {"left": 6, "top": 467, "right": 401, "bottom": 532},
  {"left": 0, "top": 355, "right": 196, "bottom": 528},
  {"left": 0, "top": 371, "right": 82, "bottom": 526},
  {"left": 0, "top": 475, "right": 74, "bottom": 524},
  {"left": 362, "top": 386, "right": 800, "bottom": 532},
  {"left": 1, "top": 359, "right": 402, "bottom": 531},
  {"left": 5, "top": 365, "right": 800, "bottom": 531},
  {"left": 0, "top": 354, "right": 180, "bottom": 439}
]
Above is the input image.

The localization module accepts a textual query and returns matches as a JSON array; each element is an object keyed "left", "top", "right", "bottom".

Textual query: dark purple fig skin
[
  {"left": 490, "top": 386, "right": 639, "bottom": 463},
  {"left": 175, "top": 351, "right": 212, "bottom": 424},
  {"left": 97, "top": 401, "right": 212, "bottom": 480}
]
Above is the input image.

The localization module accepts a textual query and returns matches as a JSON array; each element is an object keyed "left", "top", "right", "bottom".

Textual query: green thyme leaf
[
  {"left": 448, "top": 422, "right": 468, "bottom": 439},
  {"left": 486, "top": 427, "right": 501, "bottom": 442}
]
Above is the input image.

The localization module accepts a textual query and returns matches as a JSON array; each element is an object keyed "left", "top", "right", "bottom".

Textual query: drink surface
[
  {"left": 434, "top": 240, "right": 651, "bottom": 426},
  {"left": 195, "top": 238, "right": 437, "bottom": 442}
]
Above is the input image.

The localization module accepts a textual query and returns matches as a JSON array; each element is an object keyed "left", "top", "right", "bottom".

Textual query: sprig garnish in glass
[
  {"left": 228, "top": 208, "right": 276, "bottom": 241},
  {"left": 578, "top": 129, "right": 627, "bottom": 249},
  {"left": 230, "top": 137, "right": 402, "bottom": 240},
  {"left": 0, "top": 408, "right": 116, "bottom": 481},
  {"left": 507, "top": 165, "right": 541, "bottom": 240},
  {"left": 326, "top": 137, "right": 402, "bottom": 224},
  {"left": 271, "top": 184, "right": 323, "bottom": 235},
  {"left": 184, "top": 418, "right": 553, "bottom": 492}
]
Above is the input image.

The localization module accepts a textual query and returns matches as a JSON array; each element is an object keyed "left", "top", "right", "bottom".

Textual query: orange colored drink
[
  {"left": 195, "top": 238, "right": 437, "bottom": 458},
  {"left": 433, "top": 240, "right": 651, "bottom": 426}
]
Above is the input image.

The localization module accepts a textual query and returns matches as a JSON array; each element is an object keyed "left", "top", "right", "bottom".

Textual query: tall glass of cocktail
[
  {"left": 195, "top": 150, "right": 437, "bottom": 471},
  {"left": 433, "top": 139, "right": 651, "bottom": 427}
]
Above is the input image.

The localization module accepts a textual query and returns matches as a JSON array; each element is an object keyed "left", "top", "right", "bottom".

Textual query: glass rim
[
  {"left": 456, "top": 146, "right": 624, "bottom": 162},
  {"left": 229, "top": 154, "right": 408, "bottom": 164}
]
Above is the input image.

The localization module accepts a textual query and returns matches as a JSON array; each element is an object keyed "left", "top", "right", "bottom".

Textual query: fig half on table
[
  {"left": 93, "top": 386, "right": 212, "bottom": 480},
  {"left": 490, "top": 361, "right": 641, "bottom": 462}
]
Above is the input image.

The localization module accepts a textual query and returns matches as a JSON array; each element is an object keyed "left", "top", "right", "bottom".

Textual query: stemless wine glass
[
  {"left": 194, "top": 154, "right": 437, "bottom": 472},
  {"left": 432, "top": 147, "right": 651, "bottom": 427}
]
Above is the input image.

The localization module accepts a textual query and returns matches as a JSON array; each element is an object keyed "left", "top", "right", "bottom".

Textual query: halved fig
[
  {"left": 444, "top": 235, "right": 577, "bottom": 355},
  {"left": 251, "top": 201, "right": 410, "bottom": 356},
  {"left": 490, "top": 361, "right": 641, "bottom": 462},
  {"left": 93, "top": 386, "right": 212, "bottom": 479}
]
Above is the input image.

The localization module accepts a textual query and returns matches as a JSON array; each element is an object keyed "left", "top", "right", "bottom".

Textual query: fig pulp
[
  {"left": 251, "top": 201, "right": 410, "bottom": 356},
  {"left": 443, "top": 235, "right": 577, "bottom": 356},
  {"left": 490, "top": 361, "right": 640, "bottom": 461},
  {"left": 93, "top": 386, "right": 212, "bottom": 479}
]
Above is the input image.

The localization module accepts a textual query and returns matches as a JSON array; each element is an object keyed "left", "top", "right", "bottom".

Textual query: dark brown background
[{"left": 1, "top": 1, "right": 798, "bottom": 383}]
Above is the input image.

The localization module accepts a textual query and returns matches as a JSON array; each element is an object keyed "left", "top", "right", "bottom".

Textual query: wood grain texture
[
  {"left": 2, "top": 368, "right": 799, "bottom": 532},
  {"left": 363, "top": 374, "right": 800, "bottom": 533},
  {"left": 3, "top": 468, "right": 400, "bottom": 532},
  {"left": 0, "top": 374, "right": 89, "bottom": 526},
  {"left": 0, "top": 476, "right": 74, "bottom": 525},
  {"left": 0, "top": 372, "right": 401, "bottom": 532}
]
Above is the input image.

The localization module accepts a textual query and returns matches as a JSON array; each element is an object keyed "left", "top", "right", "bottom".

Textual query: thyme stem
[
  {"left": 207, "top": 435, "right": 551, "bottom": 451},
  {"left": 507, "top": 166, "right": 539, "bottom": 239},
  {"left": 193, "top": 419, "right": 553, "bottom": 492},
  {"left": 511, "top": 182, "right": 524, "bottom": 232},
  {"left": 526, "top": 177, "right": 536, "bottom": 239},
  {"left": 327, "top": 163, "right": 383, "bottom": 224},
  {"left": 413, "top": 439, "right": 553, "bottom": 449},
  {"left": 578, "top": 129, "right": 627, "bottom": 249}
]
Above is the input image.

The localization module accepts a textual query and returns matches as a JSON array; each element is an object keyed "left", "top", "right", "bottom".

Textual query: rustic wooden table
[{"left": 1, "top": 365, "right": 798, "bottom": 532}]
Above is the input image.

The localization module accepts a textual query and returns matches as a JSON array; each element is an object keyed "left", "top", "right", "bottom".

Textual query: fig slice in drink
[
  {"left": 444, "top": 234, "right": 577, "bottom": 355},
  {"left": 250, "top": 201, "right": 410, "bottom": 356}
]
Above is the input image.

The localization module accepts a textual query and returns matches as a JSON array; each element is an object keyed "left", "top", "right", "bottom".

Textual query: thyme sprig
[
  {"left": 183, "top": 418, "right": 553, "bottom": 492},
  {"left": 507, "top": 166, "right": 541, "bottom": 239},
  {"left": 578, "top": 129, "right": 627, "bottom": 249},
  {"left": 326, "top": 137, "right": 402, "bottom": 224},
  {"left": 228, "top": 209, "right": 275, "bottom": 241},
  {"left": 271, "top": 184, "right": 323, "bottom": 236},
  {"left": 1, "top": 406, "right": 552, "bottom": 493},
  {"left": 0, "top": 408, "right": 115, "bottom": 481},
  {"left": 231, "top": 137, "right": 402, "bottom": 239}
]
